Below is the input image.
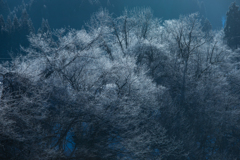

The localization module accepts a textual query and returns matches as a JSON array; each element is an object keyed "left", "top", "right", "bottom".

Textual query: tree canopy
[{"left": 0, "top": 7, "right": 240, "bottom": 160}]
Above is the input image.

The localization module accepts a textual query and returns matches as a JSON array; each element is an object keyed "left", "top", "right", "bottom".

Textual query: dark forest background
[
  {"left": 2, "top": 0, "right": 240, "bottom": 29},
  {"left": 0, "top": 0, "right": 240, "bottom": 61}
]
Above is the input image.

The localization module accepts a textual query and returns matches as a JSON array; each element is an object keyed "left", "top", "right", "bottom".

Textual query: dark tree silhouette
[
  {"left": 202, "top": 18, "right": 212, "bottom": 35},
  {"left": 224, "top": 2, "right": 240, "bottom": 49},
  {"left": 0, "top": 0, "right": 10, "bottom": 17},
  {"left": 0, "top": 9, "right": 35, "bottom": 62}
]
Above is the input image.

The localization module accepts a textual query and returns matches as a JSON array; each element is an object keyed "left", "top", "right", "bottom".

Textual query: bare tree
[
  {"left": 0, "top": 10, "right": 184, "bottom": 159},
  {"left": 1, "top": 8, "right": 240, "bottom": 160}
]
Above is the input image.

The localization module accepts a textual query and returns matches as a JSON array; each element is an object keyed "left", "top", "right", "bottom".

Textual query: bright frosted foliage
[{"left": 0, "top": 6, "right": 240, "bottom": 160}]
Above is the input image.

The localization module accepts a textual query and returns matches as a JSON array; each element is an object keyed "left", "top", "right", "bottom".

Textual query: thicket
[{"left": 1, "top": 7, "right": 240, "bottom": 160}]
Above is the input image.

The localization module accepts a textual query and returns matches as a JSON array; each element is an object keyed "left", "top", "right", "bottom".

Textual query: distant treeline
[
  {"left": 1, "top": 0, "right": 240, "bottom": 62},
  {"left": 0, "top": 0, "right": 51, "bottom": 62}
]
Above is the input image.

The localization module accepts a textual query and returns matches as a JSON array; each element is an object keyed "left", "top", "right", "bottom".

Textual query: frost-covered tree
[
  {"left": 156, "top": 14, "right": 240, "bottom": 159},
  {"left": 0, "top": 10, "right": 184, "bottom": 159},
  {"left": 1, "top": 7, "right": 240, "bottom": 160}
]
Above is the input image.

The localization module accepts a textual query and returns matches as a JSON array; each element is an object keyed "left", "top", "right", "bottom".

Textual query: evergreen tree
[
  {"left": 202, "top": 18, "right": 212, "bottom": 34},
  {"left": 0, "top": 15, "right": 4, "bottom": 28},
  {"left": 0, "top": 9, "right": 35, "bottom": 62},
  {"left": 20, "top": 9, "right": 34, "bottom": 33},
  {"left": 37, "top": 19, "right": 51, "bottom": 38},
  {"left": 224, "top": 2, "right": 240, "bottom": 49},
  {"left": 19, "top": 9, "right": 34, "bottom": 49},
  {"left": 13, "top": 15, "right": 20, "bottom": 31},
  {"left": 5, "top": 16, "right": 12, "bottom": 32},
  {"left": 0, "top": 0, "right": 10, "bottom": 17}
]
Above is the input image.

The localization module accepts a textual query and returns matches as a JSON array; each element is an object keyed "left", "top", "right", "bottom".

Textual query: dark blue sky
[{"left": 4, "top": 0, "right": 240, "bottom": 29}]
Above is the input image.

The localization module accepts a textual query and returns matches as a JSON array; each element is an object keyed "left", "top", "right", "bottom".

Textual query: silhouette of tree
[
  {"left": 224, "top": 2, "right": 240, "bottom": 49},
  {"left": 0, "top": 9, "right": 35, "bottom": 62},
  {"left": 0, "top": 15, "right": 4, "bottom": 28},
  {"left": 202, "top": 18, "right": 212, "bottom": 35},
  {"left": 0, "top": 0, "right": 10, "bottom": 17}
]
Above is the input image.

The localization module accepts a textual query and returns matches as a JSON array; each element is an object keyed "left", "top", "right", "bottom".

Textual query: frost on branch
[{"left": 0, "top": 8, "right": 240, "bottom": 160}]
